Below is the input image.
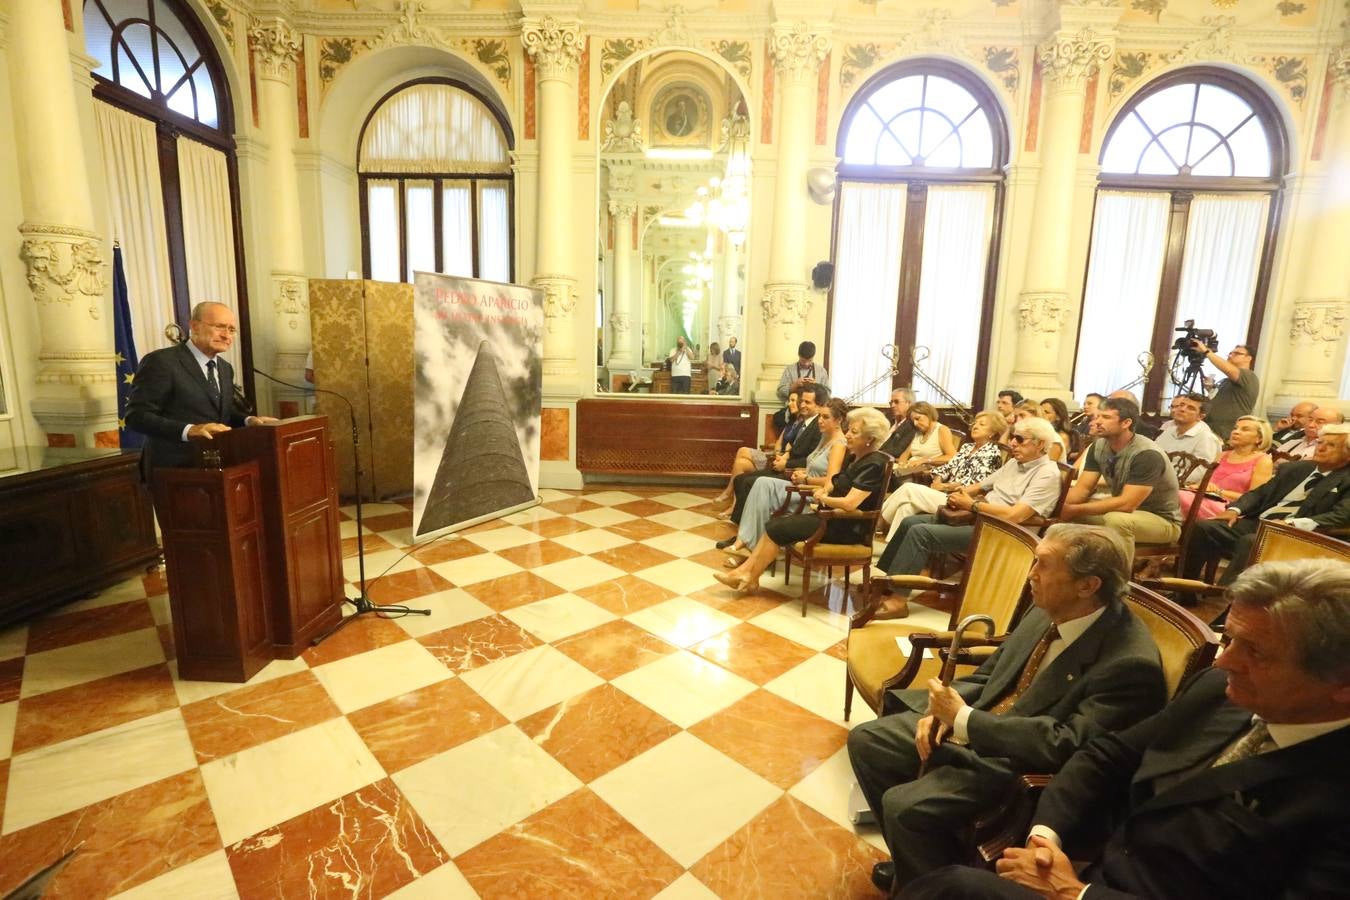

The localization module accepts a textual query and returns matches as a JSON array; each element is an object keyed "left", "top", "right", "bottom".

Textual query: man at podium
[{"left": 126, "top": 301, "right": 276, "bottom": 475}]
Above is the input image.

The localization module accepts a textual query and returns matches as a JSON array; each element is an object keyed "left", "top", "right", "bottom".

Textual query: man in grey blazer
[
  {"left": 125, "top": 301, "right": 273, "bottom": 476},
  {"left": 848, "top": 525, "right": 1167, "bottom": 894}
]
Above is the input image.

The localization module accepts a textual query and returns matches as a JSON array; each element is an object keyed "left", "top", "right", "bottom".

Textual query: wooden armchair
[
  {"left": 844, "top": 515, "right": 1038, "bottom": 721},
  {"left": 1133, "top": 451, "right": 1219, "bottom": 574}
]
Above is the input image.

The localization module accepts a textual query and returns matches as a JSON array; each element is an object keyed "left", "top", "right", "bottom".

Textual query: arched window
[
  {"left": 358, "top": 79, "right": 514, "bottom": 284},
  {"left": 1072, "top": 69, "right": 1286, "bottom": 412},
  {"left": 828, "top": 61, "right": 1007, "bottom": 405},
  {"left": 83, "top": 0, "right": 248, "bottom": 377}
]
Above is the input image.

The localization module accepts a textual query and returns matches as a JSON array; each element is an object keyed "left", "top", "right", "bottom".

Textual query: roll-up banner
[{"left": 412, "top": 272, "right": 544, "bottom": 542}]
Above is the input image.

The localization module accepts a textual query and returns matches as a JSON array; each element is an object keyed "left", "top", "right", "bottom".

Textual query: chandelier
[{"left": 683, "top": 114, "right": 750, "bottom": 247}]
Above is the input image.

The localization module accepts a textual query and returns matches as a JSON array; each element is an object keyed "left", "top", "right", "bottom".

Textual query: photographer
[
  {"left": 1192, "top": 341, "right": 1258, "bottom": 445},
  {"left": 667, "top": 337, "right": 694, "bottom": 394}
]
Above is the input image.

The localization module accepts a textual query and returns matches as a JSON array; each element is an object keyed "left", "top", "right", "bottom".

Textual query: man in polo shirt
[
  {"left": 1154, "top": 393, "right": 1223, "bottom": 462},
  {"left": 1062, "top": 395, "right": 1181, "bottom": 562}
]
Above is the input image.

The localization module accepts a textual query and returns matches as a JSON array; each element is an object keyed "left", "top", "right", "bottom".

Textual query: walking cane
[{"left": 918, "top": 613, "right": 996, "bottom": 775}]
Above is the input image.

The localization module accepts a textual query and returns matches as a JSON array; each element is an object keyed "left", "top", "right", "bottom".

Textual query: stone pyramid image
[{"left": 417, "top": 340, "right": 535, "bottom": 535}]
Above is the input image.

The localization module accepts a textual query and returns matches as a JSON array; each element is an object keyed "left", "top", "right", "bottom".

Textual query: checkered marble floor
[{"left": 0, "top": 485, "right": 953, "bottom": 899}]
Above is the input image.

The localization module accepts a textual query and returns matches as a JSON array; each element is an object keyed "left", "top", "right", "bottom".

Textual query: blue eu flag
[{"left": 113, "top": 245, "right": 145, "bottom": 449}]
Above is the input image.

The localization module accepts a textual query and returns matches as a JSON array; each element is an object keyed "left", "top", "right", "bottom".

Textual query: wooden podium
[{"left": 154, "top": 416, "right": 345, "bottom": 681}]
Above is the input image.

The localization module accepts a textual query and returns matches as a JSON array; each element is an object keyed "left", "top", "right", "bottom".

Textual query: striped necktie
[{"left": 1261, "top": 472, "right": 1324, "bottom": 520}]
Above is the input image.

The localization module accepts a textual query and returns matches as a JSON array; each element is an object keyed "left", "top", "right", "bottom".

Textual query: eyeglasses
[
  {"left": 203, "top": 323, "right": 238, "bottom": 335},
  {"left": 1009, "top": 433, "right": 1029, "bottom": 444}
]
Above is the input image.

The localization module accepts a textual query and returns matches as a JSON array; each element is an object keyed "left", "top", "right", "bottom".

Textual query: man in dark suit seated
[
  {"left": 125, "top": 301, "right": 275, "bottom": 475},
  {"left": 906, "top": 557, "right": 1350, "bottom": 900},
  {"left": 849, "top": 525, "right": 1167, "bottom": 894},
  {"left": 880, "top": 388, "right": 917, "bottom": 459},
  {"left": 1182, "top": 422, "right": 1350, "bottom": 587},
  {"left": 724, "top": 383, "right": 828, "bottom": 526}
]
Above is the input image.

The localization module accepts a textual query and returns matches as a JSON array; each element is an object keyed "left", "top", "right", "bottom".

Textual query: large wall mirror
[{"left": 596, "top": 50, "right": 750, "bottom": 397}]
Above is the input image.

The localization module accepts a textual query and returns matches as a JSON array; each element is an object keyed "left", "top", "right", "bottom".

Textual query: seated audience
[
  {"left": 712, "top": 363, "right": 739, "bottom": 395},
  {"left": 719, "top": 399, "right": 848, "bottom": 557},
  {"left": 1277, "top": 405, "right": 1344, "bottom": 459},
  {"left": 906, "top": 558, "right": 1350, "bottom": 900},
  {"left": 726, "top": 385, "right": 828, "bottom": 524},
  {"left": 1271, "top": 399, "right": 1316, "bottom": 445},
  {"left": 1038, "top": 398, "right": 1073, "bottom": 462},
  {"left": 1154, "top": 392, "right": 1223, "bottom": 462},
  {"left": 850, "top": 525, "right": 1166, "bottom": 894},
  {"left": 1178, "top": 415, "right": 1273, "bottom": 521},
  {"left": 894, "top": 401, "right": 957, "bottom": 470},
  {"left": 1183, "top": 423, "right": 1350, "bottom": 587},
  {"left": 714, "top": 406, "right": 890, "bottom": 593},
  {"left": 1072, "top": 392, "right": 1103, "bottom": 438},
  {"left": 873, "top": 417, "right": 1062, "bottom": 619},
  {"left": 712, "top": 390, "right": 798, "bottom": 505},
  {"left": 1108, "top": 389, "right": 1159, "bottom": 439},
  {"left": 880, "top": 410, "right": 1007, "bottom": 540},
  {"left": 1061, "top": 395, "right": 1180, "bottom": 561},
  {"left": 880, "top": 388, "right": 917, "bottom": 458},
  {"left": 995, "top": 389, "right": 1024, "bottom": 419},
  {"left": 776, "top": 340, "right": 830, "bottom": 403}
]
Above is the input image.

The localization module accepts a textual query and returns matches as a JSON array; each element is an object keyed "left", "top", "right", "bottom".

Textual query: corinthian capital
[
  {"left": 249, "top": 17, "right": 302, "bottom": 81},
  {"left": 1331, "top": 45, "right": 1350, "bottom": 96},
  {"left": 1039, "top": 27, "right": 1113, "bottom": 89},
  {"left": 521, "top": 16, "right": 582, "bottom": 82},
  {"left": 607, "top": 198, "right": 637, "bottom": 220},
  {"left": 769, "top": 22, "right": 831, "bottom": 85}
]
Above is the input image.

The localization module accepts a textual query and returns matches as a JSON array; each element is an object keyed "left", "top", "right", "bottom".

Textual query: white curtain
[
  {"left": 829, "top": 182, "right": 906, "bottom": 404},
  {"left": 367, "top": 180, "right": 400, "bottom": 282},
  {"left": 441, "top": 182, "right": 473, "bottom": 277},
  {"left": 913, "top": 184, "right": 994, "bottom": 406},
  {"left": 95, "top": 100, "right": 174, "bottom": 358},
  {"left": 176, "top": 136, "right": 238, "bottom": 315},
  {"left": 404, "top": 180, "right": 435, "bottom": 281},
  {"left": 478, "top": 183, "right": 510, "bottom": 283},
  {"left": 359, "top": 83, "right": 509, "bottom": 173},
  {"left": 1073, "top": 190, "right": 1171, "bottom": 397},
  {"left": 1173, "top": 193, "right": 1269, "bottom": 354}
]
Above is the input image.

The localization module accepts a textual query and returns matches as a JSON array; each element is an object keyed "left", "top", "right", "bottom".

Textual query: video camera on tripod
[{"left": 1169, "top": 319, "right": 1218, "bottom": 394}]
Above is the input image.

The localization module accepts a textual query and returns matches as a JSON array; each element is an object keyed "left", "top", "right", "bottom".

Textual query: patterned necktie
[
  {"left": 1262, "top": 472, "right": 1324, "bottom": 520},
  {"left": 990, "top": 625, "right": 1061, "bottom": 715},
  {"left": 1211, "top": 719, "right": 1273, "bottom": 767},
  {"left": 205, "top": 359, "right": 221, "bottom": 408}
]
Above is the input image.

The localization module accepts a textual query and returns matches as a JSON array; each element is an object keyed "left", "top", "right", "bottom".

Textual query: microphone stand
[{"left": 252, "top": 369, "right": 430, "bottom": 645}]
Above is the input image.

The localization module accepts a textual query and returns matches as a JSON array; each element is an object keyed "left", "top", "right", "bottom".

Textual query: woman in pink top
[{"left": 1178, "top": 415, "right": 1273, "bottom": 520}]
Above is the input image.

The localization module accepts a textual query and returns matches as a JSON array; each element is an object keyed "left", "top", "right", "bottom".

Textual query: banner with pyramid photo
[{"left": 411, "top": 272, "right": 544, "bottom": 541}]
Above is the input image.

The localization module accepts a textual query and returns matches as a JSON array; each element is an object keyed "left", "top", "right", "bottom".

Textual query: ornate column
[
  {"left": 757, "top": 20, "right": 830, "bottom": 401},
  {"left": 1276, "top": 47, "right": 1350, "bottom": 404},
  {"left": 8, "top": 0, "right": 115, "bottom": 445},
  {"left": 1006, "top": 25, "right": 1113, "bottom": 400},
  {"left": 718, "top": 239, "right": 742, "bottom": 346},
  {"left": 248, "top": 18, "right": 309, "bottom": 405},
  {"left": 606, "top": 193, "right": 639, "bottom": 370},
  {"left": 522, "top": 13, "right": 583, "bottom": 380}
]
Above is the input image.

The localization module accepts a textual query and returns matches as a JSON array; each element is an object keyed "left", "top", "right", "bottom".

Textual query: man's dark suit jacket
[
  {"left": 125, "top": 342, "right": 246, "bottom": 473},
  {"left": 880, "top": 419, "right": 916, "bottom": 460},
  {"left": 885, "top": 603, "right": 1167, "bottom": 773},
  {"left": 728, "top": 416, "right": 824, "bottom": 524},
  {"left": 1034, "top": 667, "right": 1350, "bottom": 899},
  {"left": 722, "top": 347, "right": 741, "bottom": 377},
  {"left": 1229, "top": 459, "right": 1350, "bottom": 530}
]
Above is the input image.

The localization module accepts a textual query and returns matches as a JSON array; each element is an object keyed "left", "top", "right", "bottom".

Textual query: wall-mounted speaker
[{"left": 811, "top": 261, "right": 834, "bottom": 291}]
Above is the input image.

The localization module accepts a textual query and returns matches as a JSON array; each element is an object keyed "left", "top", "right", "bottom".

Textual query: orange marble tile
[
  {"left": 300, "top": 614, "right": 410, "bottom": 667},
  {"left": 26, "top": 599, "right": 156, "bottom": 654},
  {"left": 460, "top": 517, "right": 513, "bottom": 536},
  {"left": 157, "top": 623, "right": 176, "bottom": 660},
  {"left": 689, "top": 587, "right": 791, "bottom": 620},
  {"left": 604, "top": 518, "right": 676, "bottom": 541},
  {"left": 463, "top": 571, "right": 566, "bottom": 612},
  {"left": 517, "top": 684, "right": 681, "bottom": 783},
  {"left": 46, "top": 433, "right": 76, "bottom": 448},
  {"left": 454, "top": 787, "right": 683, "bottom": 899},
  {"left": 553, "top": 619, "right": 677, "bottom": 680},
  {"left": 522, "top": 515, "right": 595, "bottom": 538},
  {"left": 363, "top": 509, "right": 413, "bottom": 532},
  {"left": 613, "top": 498, "right": 676, "bottom": 517},
  {"left": 0, "top": 769, "right": 221, "bottom": 899},
  {"left": 416, "top": 615, "right": 542, "bottom": 674},
  {"left": 688, "top": 623, "right": 816, "bottom": 686},
  {"left": 12, "top": 663, "right": 179, "bottom": 755},
  {"left": 825, "top": 638, "right": 849, "bottom": 661},
  {"left": 368, "top": 567, "right": 455, "bottom": 604},
  {"left": 496, "top": 538, "right": 582, "bottom": 568},
  {"left": 342, "top": 533, "right": 395, "bottom": 559},
  {"left": 543, "top": 497, "right": 601, "bottom": 514},
  {"left": 0, "top": 656, "right": 24, "bottom": 704},
  {"left": 687, "top": 505, "right": 732, "bottom": 522},
  {"left": 227, "top": 778, "right": 448, "bottom": 898},
  {"left": 540, "top": 407, "right": 570, "bottom": 461},
  {"left": 692, "top": 795, "right": 887, "bottom": 899},
  {"left": 141, "top": 569, "right": 168, "bottom": 596},
  {"left": 348, "top": 678, "right": 508, "bottom": 773},
  {"left": 588, "top": 543, "right": 676, "bottom": 574},
  {"left": 93, "top": 429, "right": 120, "bottom": 448},
  {"left": 575, "top": 574, "right": 677, "bottom": 616},
  {"left": 686, "top": 547, "right": 745, "bottom": 571},
  {"left": 180, "top": 670, "right": 342, "bottom": 763},
  {"left": 411, "top": 538, "right": 486, "bottom": 565},
  {"left": 689, "top": 690, "right": 848, "bottom": 789}
]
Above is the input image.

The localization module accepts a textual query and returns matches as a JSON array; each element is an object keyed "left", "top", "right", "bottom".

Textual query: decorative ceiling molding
[{"left": 249, "top": 17, "right": 303, "bottom": 81}]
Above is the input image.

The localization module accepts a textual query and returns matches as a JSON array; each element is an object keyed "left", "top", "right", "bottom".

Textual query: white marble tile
[
  {"left": 590, "top": 731, "right": 779, "bottom": 867},
  {"left": 787, "top": 744, "right": 866, "bottom": 831},
  {"left": 199, "top": 717, "right": 385, "bottom": 846},
  {"left": 654, "top": 873, "right": 722, "bottom": 899},
  {"left": 57, "top": 576, "right": 149, "bottom": 615},
  {"left": 384, "top": 862, "right": 479, "bottom": 899},
  {"left": 582, "top": 490, "right": 643, "bottom": 506},
  {"left": 312, "top": 639, "right": 451, "bottom": 714},
  {"left": 393, "top": 725, "right": 582, "bottom": 857},
  {"left": 631, "top": 559, "right": 719, "bottom": 596},
  {"left": 625, "top": 597, "right": 740, "bottom": 648},
  {"left": 146, "top": 593, "right": 173, "bottom": 627},
  {"left": 501, "top": 504, "right": 558, "bottom": 525},
  {"left": 459, "top": 645, "right": 604, "bottom": 722},
  {"left": 0, "top": 700, "right": 15, "bottom": 760},
  {"left": 763, "top": 654, "right": 875, "bottom": 726},
  {"left": 343, "top": 547, "right": 422, "bottom": 583},
  {"left": 391, "top": 588, "right": 494, "bottom": 639},
  {"left": 379, "top": 527, "right": 415, "bottom": 548},
  {"left": 747, "top": 602, "right": 850, "bottom": 652},
  {"left": 339, "top": 520, "right": 375, "bottom": 539},
  {"left": 3, "top": 709, "right": 197, "bottom": 835},
  {"left": 0, "top": 623, "right": 28, "bottom": 661},
  {"left": 169, "top": 656, "right": 309, "bottom": 706},
  {"left": 567, "top": 507, "right": 637, "bottom": 528},
  {"left": 549, "top": 528, "right": 633, "bottom": 554},
  {"left": 465, "top": 524, "right": 545, "bottom": 552},
  {"left": 648, "top": 492, "right": 712, "bottom": 509},
  {"left": 530, "top": 556, "right": 628, "bottom": 592},
  {"left": 611, "top": 650, "right": 756, "bottom": 728},
  {"left": 639, "top": 531, "right": 716, "bottom": 558},
  {"left": 428, "top": 553, "right": 522, "bottom": 586},
  {"left": 502, "top": 593, "right": 617, "bottom": 643},
  {"left": 21, "top": 627, "right": 165, "bottom": 698},
  {"left": 648, "top": 509, "right": 715, "bottom": 530},
  {"left": 110, "top": 849, "right": 240, "bottom": 900},
  {"left": 538, "top": 489, "right": 575, "bottom": 502}
]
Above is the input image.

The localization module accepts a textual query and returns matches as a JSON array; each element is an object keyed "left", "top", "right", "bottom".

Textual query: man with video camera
[{"left": 1191, "top": 339, "right": 1258, "bottom": 446}]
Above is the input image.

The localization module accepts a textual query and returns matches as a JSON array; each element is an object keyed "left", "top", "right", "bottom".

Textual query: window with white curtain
[
  {"left": 1074, "top": 69, "right": 1285, "bottom": 414},
  {"left": 359, "top": 80, "right": 514, "bottom": 283},
  {"left": 828, "top": 62, "right": 1007, "bottom": 407}
]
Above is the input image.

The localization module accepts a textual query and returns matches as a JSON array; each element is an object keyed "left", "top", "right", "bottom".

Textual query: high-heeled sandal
[{"left": 714, "top": 571, "right": 757, "bottom": 593}]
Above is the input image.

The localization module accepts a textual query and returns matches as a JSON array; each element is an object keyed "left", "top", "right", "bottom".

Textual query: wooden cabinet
[
  {"left": 577, "top": 399, "right": 758, "bottom": 478},
  {"left": 0, "top": 447, "right": 159, "bottom": 628}
]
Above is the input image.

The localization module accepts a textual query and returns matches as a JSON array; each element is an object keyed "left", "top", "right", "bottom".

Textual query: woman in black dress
[{"left": 714, "top": 406, "right": 892, "bottom": 593}]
